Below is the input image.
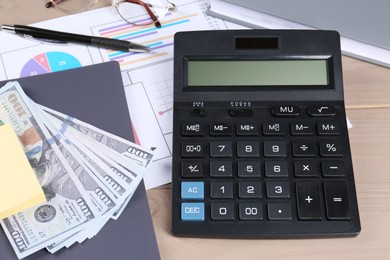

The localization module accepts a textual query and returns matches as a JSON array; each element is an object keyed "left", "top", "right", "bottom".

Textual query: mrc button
[{"left": 182, "top": 123, "right": 203, "bottom": 136}]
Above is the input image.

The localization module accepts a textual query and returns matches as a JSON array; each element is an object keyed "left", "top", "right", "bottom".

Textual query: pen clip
[{"left": 20, "top": 34, "right": 68, "bottom": 44}]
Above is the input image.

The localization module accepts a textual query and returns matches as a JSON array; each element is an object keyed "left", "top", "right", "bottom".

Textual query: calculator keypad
[{"left": 173, "top": 104, "right": 360, "bottom": 237}]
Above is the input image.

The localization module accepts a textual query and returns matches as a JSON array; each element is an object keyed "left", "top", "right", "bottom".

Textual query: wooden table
[{"left": 2, "top": 1, "right": 390, "bottom": 259}]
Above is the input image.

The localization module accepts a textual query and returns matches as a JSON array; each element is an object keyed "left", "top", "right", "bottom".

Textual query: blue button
[
  {"left": 181, "top": 182, "right": 204, "bottom": 200},
  {"left": 181, "top": 203, "right": 205, "bottom": 221}
]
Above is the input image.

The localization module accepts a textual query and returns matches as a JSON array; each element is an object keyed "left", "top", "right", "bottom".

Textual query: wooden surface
[{"left": 1, "top": 1, "right": 390, "bottom": 259}]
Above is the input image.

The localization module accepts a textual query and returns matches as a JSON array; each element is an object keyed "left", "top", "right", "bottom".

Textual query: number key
[
  {"left": 266, "top": 182, "right": 290, "bottom": 198},
  {"left": 238, "top": 161, "right": 261, "bottom": 177},
  {"left": 239, "top": 202, "right": 263, "bottom": 220},
  {"left": 210, "top": 141, "right": 233, "bottom": 157},
  {"left": 182, "top": 142, "right": 203, "bottom": 157},
  {"left": 210, "top": 161, "right": 233, "bottom": 177},
  {"left": 211, "top": 203, "right": 235, "bottom": 220},
  {"left": 238, "top": 182, "right": 262, "bottom": 198},
  {"left": 210, "top": 182, "right": 233, "bottom": 199}
]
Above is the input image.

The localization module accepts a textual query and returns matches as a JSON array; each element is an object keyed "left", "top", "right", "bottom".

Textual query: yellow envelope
[{"left": 0, "top": 123, "right": 46, "bottom": 219}]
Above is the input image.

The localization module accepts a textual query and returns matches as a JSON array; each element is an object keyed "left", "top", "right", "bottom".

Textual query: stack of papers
[{"left": 0, "top": 81, "right": 153, "bottom": 259}]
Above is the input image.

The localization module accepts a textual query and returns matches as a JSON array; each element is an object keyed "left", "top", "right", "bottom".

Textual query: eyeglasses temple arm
[
  {"left": 45, "top": 0, "right": 65, "bottom": 8},
  {"left": 125, "top": 0, "right": 161, "bottom": 28}
]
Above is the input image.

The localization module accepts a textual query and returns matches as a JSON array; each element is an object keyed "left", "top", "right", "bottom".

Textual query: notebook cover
[{"left": 0, "top": 61, "right": 160, "bottom": 260}]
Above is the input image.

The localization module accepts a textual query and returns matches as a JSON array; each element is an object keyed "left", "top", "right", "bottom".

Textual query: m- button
[{"left": 210, "top": 123, "right": 232, "bottom": 136}]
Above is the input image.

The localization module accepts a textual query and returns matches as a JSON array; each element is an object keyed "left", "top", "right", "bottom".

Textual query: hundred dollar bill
[
  {"left": 45, "top": 141, "right": 120, "bottom": 252},
  {"left": 35, "top": 103, "right": 146, "bottom": 184},
  {"left": 41, "top": 105, "right": 154, "bottom": 168},
  {"left": 35, "top": 106, "right": 121, "bottom": 216},
  {"left": 32, "top": 103, "right": 137, "bottom": 221},
  {"left": 33, "top": 103, "right": 143, "bottom": 220},
  {"left": 31, "top": 103, "right": 142, "bottom": 251},
  {"left": 58, "top": 133, "right": 140, "bottom": 220},
  {"left": 53, "top": 127, "right": 146, "bottom": 220},
  {"left": 0, "top": 82, "right": 98, "bottom": 259}
]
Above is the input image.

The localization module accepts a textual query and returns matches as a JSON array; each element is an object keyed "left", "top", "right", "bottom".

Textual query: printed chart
[
  {"left": 21, "top": 52, "right": 81, "bottom": 77},
  {"left": 91, "top": 3, "right": 225, "bottom": 71}
]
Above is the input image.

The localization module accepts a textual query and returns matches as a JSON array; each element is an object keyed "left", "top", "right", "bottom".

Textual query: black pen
[{"left": 1, "top": 24, "right": 151, "bottom": 53}]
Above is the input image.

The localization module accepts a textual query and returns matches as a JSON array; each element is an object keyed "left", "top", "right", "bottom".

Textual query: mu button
[{"left": 272, "top": 106, "right": 300, "bottom": 117}]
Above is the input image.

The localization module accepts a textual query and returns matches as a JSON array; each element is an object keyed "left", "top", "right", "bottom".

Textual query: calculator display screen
[{"left": 187, "top": 60, "right": 328, "bottom": 86}]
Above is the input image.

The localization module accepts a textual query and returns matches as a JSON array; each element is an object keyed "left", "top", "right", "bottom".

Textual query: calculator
[{"left": 171, "top": 30, "right": 361, "bottom": 237}]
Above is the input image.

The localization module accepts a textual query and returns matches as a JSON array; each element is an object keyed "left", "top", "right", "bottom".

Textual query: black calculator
[{"left": 171, "top": 30, "right": 360, "bottom": 237}]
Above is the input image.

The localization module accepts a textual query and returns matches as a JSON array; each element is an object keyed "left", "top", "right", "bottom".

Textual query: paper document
[{"left": 0, "top": 0, "right": 232, "bottom": 189}]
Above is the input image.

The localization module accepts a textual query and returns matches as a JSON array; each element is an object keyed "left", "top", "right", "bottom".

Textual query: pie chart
[{"left": 20, "top": 52, "right": 81, "bottom": 77}]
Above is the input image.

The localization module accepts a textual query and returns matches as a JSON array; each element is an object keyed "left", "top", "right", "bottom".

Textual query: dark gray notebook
[{"left": 0, "top": 61, "right": 160, "bottom": 260}]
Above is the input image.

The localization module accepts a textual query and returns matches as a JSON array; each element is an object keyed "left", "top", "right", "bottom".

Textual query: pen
[{"left": 1, "top": 24, "right": 151, "bottom": 53}]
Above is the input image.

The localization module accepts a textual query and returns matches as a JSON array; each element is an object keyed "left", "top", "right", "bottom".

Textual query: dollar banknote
[
  {"left": 42, "top": 105, "right": 154, "bottom": 168},
  {"left": 0, "top": 81, "right": 153, "bottom": 259},
  {"left": 0, "top": 82, "right": 98, "bottom": 259}
]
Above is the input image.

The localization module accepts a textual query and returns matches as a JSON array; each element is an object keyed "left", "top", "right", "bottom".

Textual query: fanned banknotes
[{"left": 0, "top": 81, "right": 153, "bottom": 259}]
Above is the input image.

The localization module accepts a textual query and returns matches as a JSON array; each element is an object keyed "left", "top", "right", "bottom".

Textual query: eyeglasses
[{"left": 45, "top": 0, "right": 177, "bottom": 28}]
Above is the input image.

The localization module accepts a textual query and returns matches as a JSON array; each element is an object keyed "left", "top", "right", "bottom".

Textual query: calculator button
[
  {"left": 264, "top": 141, "right": 287, "bottom": 157},
  {"left": 271, "top": 106, "right": 300, "bottom": 117},
  {"left": 210, "top": 182, "right": 234, "bottom": 199},
  {"left": 324, "top": 181, "right": 350, "bottom": 220},
  {"left": 319, "top": 141, "right": 343, "bottom": 157},
  {"left": 236, "top": 122, "right": 258, "bottom": 136},
  {"left": 294, "top": 161, "right": 317, "bottom": 177},
  {"left": 238, "top": 182, "right": 262, "bottom": 198},
  {"left": 210, "top": 123, "right": 232, "bottom": 136},
  {"left": 181, "top": 203, "right": 205, "bottom": 221},
  {"left": 182, "top": 123, "right": 203, "bottom": 136},
  {"left": 211, "top": 203, "right": 235, "bottom": 220},
  {"left": 268, "top": 203, "right": 292, "bottom": 220},
  {"left": 238, "top": 161, "right": 261, "bottom": 177},
  {"left": 182, "top": 143, "right": 204, "bottom": 158},
  {"left": 210, "top": 141, "right": 233, "bottom": 157},
  {"left": 181, "top": 182, "right": 204, "bottom": 200},
  {"left": 292, "top": 141, "right": 316, "bottom": 157},
  {"left": 181, "top": 161, "right": 204, "bottom": 178},
  {"left": 308, "top": 106, "right": 337, "bottom": 117},
  {"left": 296, "top": 182, "right": 322, "bottom": 220},
  {"left": 237, "top": 141, "right": 260, "bottom": 157},
  {"left": 191, "top": 108, "right": 206, "bottom": 117},
  {"left": 322, "top": 161, "right": 346, "bottom": 177},
  {"left": 239, "top": 202, "right": 263, "bottom": 220},
  {"left": 265, "top": 161, "right": 288, "bottom": 177},
  {"left": 229, "top": 108, "right": 253, "bottom": 117},
  {"left": 266, "top": 182, "right": 290, "bottom": 198},
  {"left": 263, "top": 122, "right": 285, "bottom": 136},
  {"left": 210, "top": 161, "right": 233, "bottom": 177},
  {"left": 317, "top": 123, "right": 340, "bottom": 135},
  {"left": 291, "top": 122, "right": 314, "bottom": 136}
]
